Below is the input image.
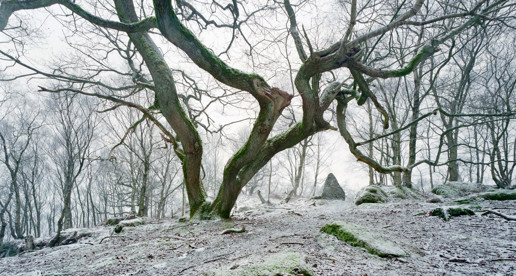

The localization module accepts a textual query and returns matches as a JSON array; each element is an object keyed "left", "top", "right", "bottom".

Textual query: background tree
[{"left": 48, "top": 92, "right": 97, "bottom": 246}]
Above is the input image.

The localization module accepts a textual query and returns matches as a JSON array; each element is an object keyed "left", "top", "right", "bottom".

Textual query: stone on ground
[
  {"left": 320, "top": 173, "right": 346, "bottom": 200},
  {"left": 321, "top": 221, "right": 419, "bottom": 258},
  {"left": 210, "top": 251, "right": 313, "bottom": 276}
]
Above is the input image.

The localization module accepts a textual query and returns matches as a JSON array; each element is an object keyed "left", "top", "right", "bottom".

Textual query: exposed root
[
  {"left": 481, "top": 210, "right": 516, "bottom": 221},
  {"left": 220, "top": 225, "right": 246, "bottom": 235}
]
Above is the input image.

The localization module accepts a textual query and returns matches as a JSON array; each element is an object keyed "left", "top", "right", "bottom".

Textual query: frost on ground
[{"left": 1, "top": 195, "right": 515, "bottom": 275}]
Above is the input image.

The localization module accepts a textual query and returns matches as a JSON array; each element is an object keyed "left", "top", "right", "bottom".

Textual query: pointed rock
[{"left": 321, "top": 173, "right": 346, "bottom": 200}]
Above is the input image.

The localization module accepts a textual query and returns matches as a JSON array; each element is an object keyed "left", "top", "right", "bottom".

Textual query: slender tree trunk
[
  {"left": 285, "top": 139, "right": 308, "bottom": 203},
  {"left": 367, "top": 101, "right": 375, "bottom": 186},
  {"left": 138, "top": 160, "right": 150, "bottom": 216},
  {"left": 447, "top": 131, "right": 460, "bottom": 182}
]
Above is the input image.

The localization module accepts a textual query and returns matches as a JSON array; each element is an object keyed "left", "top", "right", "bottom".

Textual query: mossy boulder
[
  {"left": 321, "top": 221, "right": 420, "bottom": 257},
  {"left": 210, "top": 252, "right": 313, "bottom": 276},
  {"left": 355, "top": 185, "right": 422, "bottom": 205},
  {"left": 431, "top": 182, "right": 489, "bottom": 198},
  {"left": 430, "top": 206, "right": 475, "bottom": 221},
  {"left": 355, "top": 185, "right": 388, "bottom": 205}
]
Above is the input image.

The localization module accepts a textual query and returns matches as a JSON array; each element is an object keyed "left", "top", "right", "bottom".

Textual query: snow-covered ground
[{"left": 1, "top": 195, "right": 515, "bottom": 275}]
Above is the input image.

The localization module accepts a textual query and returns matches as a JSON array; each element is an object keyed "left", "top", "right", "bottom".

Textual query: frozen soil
[{"left": 1, "top": 196, "right": 515, "bottom": 275}]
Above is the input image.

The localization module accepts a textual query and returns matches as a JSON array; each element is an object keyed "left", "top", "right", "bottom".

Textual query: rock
[
  {"left": 355, "top": 185, "right": 388, "bottom": 205},
  {"left": 210, "top": 251, "right": 313, "bottom": 276},
  {"left": 321, "top": 221, "right": 420, "bottom": 257},
  {"left": 431, "top": 182, "right": 490, "bottom": 198},
  {"left": 430, "top": 206, "right": 475, "bottom": 221},
  {"left": 320, "top": 173, "right": 346, "bottom": 200}
]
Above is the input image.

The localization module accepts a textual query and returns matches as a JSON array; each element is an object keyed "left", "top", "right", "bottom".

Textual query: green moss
[
  {"left": 114, "top": 225, "right": 123, "bottom": 234},
  {"left": 355, "top": 186, "right": 389, "bottom": 205},
  {"left": 355, "top": 192, "right": 386, "bottom": 205},
  {"left": 105, "top": 218, "right": 120, "bottom": 226},
  {"left": 453, "top": 197, "right": 477, "bottom": 205},
  {"left": 428, "top": 197, "right": 443, "bottom": 203},
  {"left": 430, "top": 208, "right": 448, "bottom": 220},
  {"left": 191, "top": 201, "right": 216, "bottom": 220},
  {"left": 321, "top": 224, "right": 367, "bottom": 249}
]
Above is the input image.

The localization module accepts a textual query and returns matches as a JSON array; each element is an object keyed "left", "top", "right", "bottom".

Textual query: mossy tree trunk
[{"left": 116, "top": 0, "right": 207, "bottom": 217}]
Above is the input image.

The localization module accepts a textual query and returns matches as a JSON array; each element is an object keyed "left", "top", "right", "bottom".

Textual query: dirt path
[{"left": 1, "top": 197, "right": 515, "bottom": 275}]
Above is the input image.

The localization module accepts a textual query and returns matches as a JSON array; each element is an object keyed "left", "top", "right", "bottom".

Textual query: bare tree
[
  {"left": 0, "top": 109, "right": 40, "bottom": 239},
  {"left": 48, "top": 92, "right": 97, "bottom": 246}
]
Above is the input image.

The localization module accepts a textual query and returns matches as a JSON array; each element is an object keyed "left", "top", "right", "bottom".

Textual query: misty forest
[{"left": 0, "top": 0, "right": 515, "bottom": 275}]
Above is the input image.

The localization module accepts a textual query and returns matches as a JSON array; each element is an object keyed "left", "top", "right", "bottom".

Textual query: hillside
[{"left": 1, "top": 195, "right": 515, "bottom": 275}]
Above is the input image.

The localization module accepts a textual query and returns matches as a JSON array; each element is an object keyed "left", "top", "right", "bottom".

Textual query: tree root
[
  {"left": 220, "top": 225, "right": 246, "bottom": 235},
  {"left": 481, "top": 210, "right": 516, "bottom": 221}
]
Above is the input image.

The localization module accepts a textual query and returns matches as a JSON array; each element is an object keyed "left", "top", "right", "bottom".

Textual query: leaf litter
[{"left": 1, "top": 194, "right": 515, "bottom": 275}]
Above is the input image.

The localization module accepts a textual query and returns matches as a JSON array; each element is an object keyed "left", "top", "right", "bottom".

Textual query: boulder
[
  {"left": 321, "top": 221, "right": 421, "bottom": 257},
  {"left": 320, "top": 173, "right": 346, "bottom": 200},
  {"left": 355, "top": 185, "right": 388, "bottom": 205}
]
